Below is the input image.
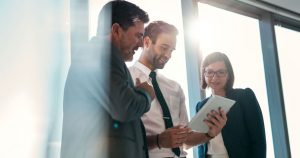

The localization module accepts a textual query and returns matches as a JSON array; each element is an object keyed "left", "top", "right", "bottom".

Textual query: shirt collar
[{"left": 134, "top": 61, "right": 157, "bottom": 76}]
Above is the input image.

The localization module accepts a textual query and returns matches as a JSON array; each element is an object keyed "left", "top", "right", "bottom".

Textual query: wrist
[{"left": 205, "top": 133, "right": 214, "bottom": 139}]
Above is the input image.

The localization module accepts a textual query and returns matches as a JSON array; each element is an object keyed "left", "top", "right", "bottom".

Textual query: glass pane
[
  {"left": 196, "top": 3, "right": 275, "bottom": 158},
  {"left": 88, "top": 0, "right": 192, "bottom": 157},
  {"left": 88, "top": 0, "right": 188, "bottom": 112},
  {"left": 0, "top": 1, "right": 70, "bottom": 158},
  {"left": 275, "top": 26, "right": 300, "bottom": 158}
]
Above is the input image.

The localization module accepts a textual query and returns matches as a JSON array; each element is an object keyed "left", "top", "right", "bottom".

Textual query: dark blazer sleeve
[
  {"left": 195, "top": 98, "right": 210, "bottom": 158},
  {"left": 241, "top": 88, "right": 266, "bottom": 158},
  {"left": 196, "top": 98, "right": 210, "bottom": 112},
  {"left": 105, "top": 48, "right": 151, "bottom": 123}
]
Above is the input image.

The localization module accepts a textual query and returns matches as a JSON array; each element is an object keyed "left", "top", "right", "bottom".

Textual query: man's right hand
[
  {"left": 158, "top": 125, "right": 190, "bottom": 148},
  {"left": 135, "top": 78, "right": 155, "bottom": 101}
]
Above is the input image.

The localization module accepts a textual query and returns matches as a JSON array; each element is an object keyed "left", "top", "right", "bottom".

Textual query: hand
[
  {"left": 158, "top": 125, "right": 190, "bottom": 148},
  {"left": 135, "top": 78, "right": 155, "bottom": 100},
  {"left": 204, "top": 108, "right": 227, "bottom": 138}
]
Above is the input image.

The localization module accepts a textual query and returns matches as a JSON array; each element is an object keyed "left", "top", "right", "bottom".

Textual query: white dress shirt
[
  {"left": 206, "top": 133, "right": 229, "bottom": 158},
  {"left": 129, "top": 61, "right": 189, "bottom": 158}
]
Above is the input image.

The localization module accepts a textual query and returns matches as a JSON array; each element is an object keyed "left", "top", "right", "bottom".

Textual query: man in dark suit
[{"left": 60, "top": 1, "right": 155, "bottom": 158}]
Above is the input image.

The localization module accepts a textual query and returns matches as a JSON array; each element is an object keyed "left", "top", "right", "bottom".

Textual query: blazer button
[{"left": 113, "top": 122, "right": 119, "bottom": 129}]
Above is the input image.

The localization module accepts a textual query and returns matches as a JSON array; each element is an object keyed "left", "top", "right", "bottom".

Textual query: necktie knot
[{"left": 149, "top": 71, "right": 156, "bottom": 79}]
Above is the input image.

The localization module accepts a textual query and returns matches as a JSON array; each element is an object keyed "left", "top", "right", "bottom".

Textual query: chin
[
  {"left": 158, "top": 64, "right": 166, "bottom": 69},
  {"left": 125, "top": 56, "right": 134, "bottom": 62},
  {"left": 156, "top": 66, "right": 164, "bottom": 69},
  {"left": 125, "top": 59, "right": 133, "bottom": 62}
]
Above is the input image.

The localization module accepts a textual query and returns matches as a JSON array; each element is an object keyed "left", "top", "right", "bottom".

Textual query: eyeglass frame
[{"left": 204, "top": 69, "right": 228, "bottom": 78}]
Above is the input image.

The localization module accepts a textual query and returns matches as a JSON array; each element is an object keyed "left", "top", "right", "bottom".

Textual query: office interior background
[{"left": 0, "top": 0, "right": 299, "bottom": 158}]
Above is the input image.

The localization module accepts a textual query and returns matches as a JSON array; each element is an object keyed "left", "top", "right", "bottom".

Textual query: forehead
[
  {"left": 205, "top": 61, "right": 226, "bottom": 70},
  {"left": 155, "top": 33, "right": 177, "bottom": 46},
  {"left": 126, "top": 21, "right": 145, "bottom": 34}
]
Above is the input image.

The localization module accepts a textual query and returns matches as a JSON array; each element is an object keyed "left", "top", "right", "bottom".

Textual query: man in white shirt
[{"left": 129, "top": 21, "right": 227, "bottom": 158}]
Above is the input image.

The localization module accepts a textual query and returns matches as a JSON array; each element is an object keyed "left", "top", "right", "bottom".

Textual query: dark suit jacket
[
  {"left": 60, "top": 37, "right": 151, "bottom": 158},
  {"left": 196, "top": 88, "right": 266, "bottom": 158}
]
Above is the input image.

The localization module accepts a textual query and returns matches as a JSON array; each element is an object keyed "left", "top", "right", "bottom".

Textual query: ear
[
  {"left": 111, "top": 23, "right": 121, "bottom": 39},
  {"left": 143, "top": 36, "right": 152, "bottom": 48}
]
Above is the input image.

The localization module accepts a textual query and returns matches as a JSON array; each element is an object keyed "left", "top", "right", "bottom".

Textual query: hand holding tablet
[{"left": 188, "top": 95, "right": 236, "bottom": 133}]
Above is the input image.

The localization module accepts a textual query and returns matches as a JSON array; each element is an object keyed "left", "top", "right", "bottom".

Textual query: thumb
[{"left": 135, "top": 78, "right": 141, "bottom": 85}]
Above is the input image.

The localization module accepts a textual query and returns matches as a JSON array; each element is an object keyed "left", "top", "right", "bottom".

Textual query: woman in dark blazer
[{"left": 196, "top": 52, "right": 266, "bottom": 158}]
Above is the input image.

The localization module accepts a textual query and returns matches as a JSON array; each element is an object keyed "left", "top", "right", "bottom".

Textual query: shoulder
[
  {"left": 240, "top": 88, "right": 256, "bottom": 98},
  {"left": 196, "top": 97, "right": 210, "bottom": 111},
  {"left": 227, "top": 88, "right": 255, "bottom": 97},
  {"left": 226, "top": 88, "right": 258, "bottom": 106},
  {"left": 128, "top": 64, "right": 148, "bottom": 82},
  {"left": 244, "top": 87, "right": 255, "bottom": 95},
  {"left": 157, "top": 73, "right": 182, "bottom": 91},
  {"left": 86, "top": 36, "right": 110, "bottom": 55},
  {"left": 228, "top": 88, "right": 259, "bottom": 109},
  {"left": 128, "top": 64, "right": 138, "bottom": 73},
  {"left": 158, "top": 74, "right": 180, "bottom": 85}
]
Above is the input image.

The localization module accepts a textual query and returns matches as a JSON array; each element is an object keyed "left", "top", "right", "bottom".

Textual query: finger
[
  {"left": 166, "top": 126, "right": 180, "bottom": 132},
  {"left": 173, "top": 125, "right": 181, "bottom": 129},
  {"left": 172, "top": 139, "right": 185, "bottom": 147},
  {"left": 206, "top": 113, "right": 216, "bottom": 125},
  {"left": 214, "top": 109, "right": 227, "bottom": 126},
  {"left": 209, "top": 111, "right": 223, "bottom": 126},
  {"left": 210, "top": 116, "right": 221, "bottom": 127},
  {"left": 135, "top": 78, "right": 141, "bottom": 85},
  {"left": 178, "top": 136, "right": 188, "bottom": 143},
  {"left": 211, "top": 111, "right": 222, "bottom": 122},
  {"left": 219, "top": 108, "right": 227, "bottom": 120},
  {"left": 175, "top": 131, "right": 189, "bottom": 137},
  {"left": 177, "top": 128, "right": 190, "bottom": 134},
  {"left": 203, "top": 119, "right": 214, "bottom": 128},
  {"left": 172, "top": 128, "right": 189, "bottom": 136},
  {"left": 176, "top": 136, "right": 188, "bottom": 146},
  {"left": 204, "top": 118, "right": 221, "bottom": 132},
  {"left": 175, "top": 134, "right": 189, "bottom": 141}
]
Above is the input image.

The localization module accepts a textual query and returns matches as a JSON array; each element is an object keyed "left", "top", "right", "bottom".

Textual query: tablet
[{"left": 188, "top": 95, "right": 236, "bottom": 133}]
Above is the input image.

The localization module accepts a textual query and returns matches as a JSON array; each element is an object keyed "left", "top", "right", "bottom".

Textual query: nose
[{"left": 211, "top": 73, "right": 219, "bottom": 80}]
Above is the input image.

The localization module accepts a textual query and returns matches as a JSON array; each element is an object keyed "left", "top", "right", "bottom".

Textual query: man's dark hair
[
  {"left": 97, "top": 0, "right": 149, "bottom": 36},
  {"left": 144, "top": 21, "right": 178, "bottom": 44}
]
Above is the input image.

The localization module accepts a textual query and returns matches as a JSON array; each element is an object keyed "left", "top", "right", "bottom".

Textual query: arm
[
  {"left": 243, "top": 88, "right": 266, "bottom": 158},
  {"left": 184, "top": 131, "right": 211, "bottom": 149},
  {"left": 147, "top": 126, "right": 190, "bottom": 149},
  {"left": 184, "top": 108, "right": 227, "bottom": 148},
  {"left": 106, "top": 60, "right": 153, "bottom": 122}
]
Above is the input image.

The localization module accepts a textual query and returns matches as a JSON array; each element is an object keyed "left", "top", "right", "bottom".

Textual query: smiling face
[
  {"left": 113, "top": 21, "right": 144, "bottom": 61},
  {"left": 147, "top": 33, "right": 177, "bottom": 69},
  {"left": 204, "top": 61, "right": 229, "bottom": 95}
]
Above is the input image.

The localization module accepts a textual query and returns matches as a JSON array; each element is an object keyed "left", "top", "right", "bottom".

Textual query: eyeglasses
[{"left": 204, "top": 69, "right": 228, "bottom": 78}]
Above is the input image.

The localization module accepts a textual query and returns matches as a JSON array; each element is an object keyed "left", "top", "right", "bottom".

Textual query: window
[
  {"left": 276, "top": 26, "right": 300, "bottom": 158},
  {"left": 89, "top": 0, "right": 192, "bottom": 157},
  {"left": 196, "top": 3, "right": 275, "bottom": 158}
]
